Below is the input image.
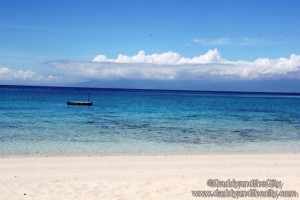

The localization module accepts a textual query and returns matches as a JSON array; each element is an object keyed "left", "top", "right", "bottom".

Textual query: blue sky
[{"left": 1, "top": 0, "right": 300, "bottom": 91}]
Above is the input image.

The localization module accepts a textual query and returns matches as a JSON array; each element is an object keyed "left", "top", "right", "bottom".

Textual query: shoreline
[
  {"left": 1, "top": 153, "right": 299, "bottom": 200},
  {"left": 1, "top": 151, "right": 300, "bottom": 158}
]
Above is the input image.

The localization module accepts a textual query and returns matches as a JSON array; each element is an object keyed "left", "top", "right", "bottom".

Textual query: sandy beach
[{"left": 0, "top": 153, "right": 299, "bottom": 200}]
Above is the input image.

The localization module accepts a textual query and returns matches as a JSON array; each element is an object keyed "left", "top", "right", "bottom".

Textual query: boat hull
[{"left": 67, "top": 101, "right": 93, "bottom": 106}]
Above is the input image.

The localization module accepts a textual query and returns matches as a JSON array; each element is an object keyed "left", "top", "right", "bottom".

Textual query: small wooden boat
[
  {"left": 67, "top": 92, "right": 93, "bottom": 106},
  {"left": 67, "top": 101, "right": 92, "bottom": 106}
]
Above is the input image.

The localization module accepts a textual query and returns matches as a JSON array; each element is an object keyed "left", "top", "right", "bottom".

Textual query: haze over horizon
[{"left": 1, "top": 0, "right": 300, "bottom": 92}]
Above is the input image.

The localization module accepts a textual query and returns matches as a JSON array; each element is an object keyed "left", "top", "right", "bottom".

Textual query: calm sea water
[{"left": 0, "top": 85, "right": 300, "bottom": 156}]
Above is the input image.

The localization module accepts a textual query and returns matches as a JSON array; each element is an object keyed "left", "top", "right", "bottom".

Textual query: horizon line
[{"left": 1, "top": 84, "right": 300, "bottom": 96}]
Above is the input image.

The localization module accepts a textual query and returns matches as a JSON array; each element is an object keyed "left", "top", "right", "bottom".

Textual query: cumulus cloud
[
  {"left": 93, "top": 49, "right": 225, "bottom": 64},
  {"left": 0, "top": 67, "right": 57, "bottom": 82},
  {"left": 48, "top": 49, "right": 300, "bottom": 81}
]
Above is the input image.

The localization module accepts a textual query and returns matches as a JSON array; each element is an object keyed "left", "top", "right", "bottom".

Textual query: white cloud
[
  {"left": 239, "top": 37, "right": 263, "bottom": 45},
  {"left": 93, "top": 49, "right": 225, "bottom": 64},
  {"left": 93, "top": 50, "right": 183, "bottom": 65},
  {"left": 191, "top": 38, "right": 231, "bottom": 46},
  {"left": 0, "top": 67, "right": 57, "bottom": 82},
  {"left": 48, "top": 49, "right": 300, "bottom": 81},
  {"left": 0, "top": 67, "right": 11, "bottom": 74},
  {"left": 191, "top": 37, "right": 276, "bottom": 46}
]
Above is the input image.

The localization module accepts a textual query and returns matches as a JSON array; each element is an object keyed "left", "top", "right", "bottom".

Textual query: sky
[{"left": 0, "top": 0, "right": 300, "bottom": 92}]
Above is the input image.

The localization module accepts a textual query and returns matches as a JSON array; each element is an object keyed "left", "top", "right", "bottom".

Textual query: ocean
[{"left": 0, "top": 85, "right": 300, "bottom": 156}]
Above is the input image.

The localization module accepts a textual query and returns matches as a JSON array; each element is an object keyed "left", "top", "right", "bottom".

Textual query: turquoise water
[{"left": 0, "top": 85, "right": 300, "bottom": 155}]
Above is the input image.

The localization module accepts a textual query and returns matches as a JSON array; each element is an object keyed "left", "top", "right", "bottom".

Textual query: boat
[
  {"left": 67, "top": 92, "right": 93, "bottom": 106},
  {"left": 67, "top": 101, "right": 92, "bottom": 106}
]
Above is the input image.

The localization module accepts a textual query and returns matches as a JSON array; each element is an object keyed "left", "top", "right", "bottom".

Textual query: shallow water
[{"left": 0, "top": 85, "right": 300, "bottom": 155}]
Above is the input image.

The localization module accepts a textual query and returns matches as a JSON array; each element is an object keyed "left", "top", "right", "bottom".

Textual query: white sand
[{"left": 0, "top": 154, "right": 299, "bottom": 200}]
